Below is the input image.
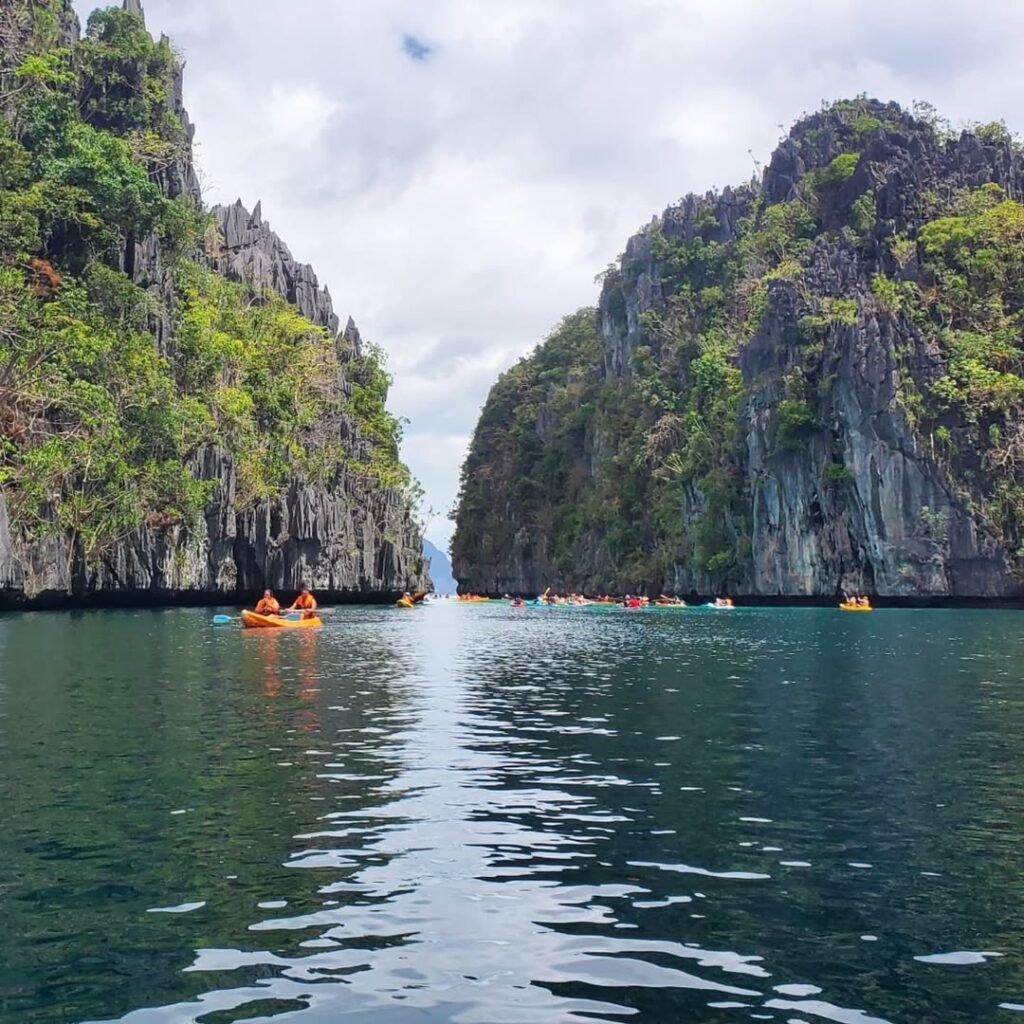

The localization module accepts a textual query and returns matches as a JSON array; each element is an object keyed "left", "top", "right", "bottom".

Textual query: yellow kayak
[
  {"left": 396, "top": 598, "right": 414, "bottom": 608},
  {"left": 241, "top": 610, "right": 323, "bottom": 629},
  {"left": 839, "top": 602, "right": 873, "bottom": 612}
]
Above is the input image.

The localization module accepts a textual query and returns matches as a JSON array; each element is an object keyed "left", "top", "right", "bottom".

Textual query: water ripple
[{"left": 2, "top": 605, "right": 1022, "bottom": 1023}]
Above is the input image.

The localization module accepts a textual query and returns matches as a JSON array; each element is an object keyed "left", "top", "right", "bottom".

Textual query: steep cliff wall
[
  {"left": 0, "top": 0, "right": 425, "bottom": 606},
  {"left": 453, "top": 100, "right": 1024, "bottom": 599}
]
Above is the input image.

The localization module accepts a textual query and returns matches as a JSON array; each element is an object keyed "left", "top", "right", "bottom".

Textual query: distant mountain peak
[{"left": 423, "top": 539, "right": 456, "bottom": 594}]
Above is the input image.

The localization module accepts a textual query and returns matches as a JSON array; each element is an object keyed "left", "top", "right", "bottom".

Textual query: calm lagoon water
[{"left": 1, "top": 603, "right": 1023, "bottom": 1023}]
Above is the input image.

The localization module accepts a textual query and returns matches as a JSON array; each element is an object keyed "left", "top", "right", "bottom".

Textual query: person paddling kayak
[
  {"left": 254, "top": 589, "right": 281, "bottom": 616},
  {"left": 286, "top": 585, "right": 318, "bottom": 620}
]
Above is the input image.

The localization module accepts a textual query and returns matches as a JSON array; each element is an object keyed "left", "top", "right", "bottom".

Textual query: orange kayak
[{"left": 241, "top": 610, "right": 323, "bottom": 629}]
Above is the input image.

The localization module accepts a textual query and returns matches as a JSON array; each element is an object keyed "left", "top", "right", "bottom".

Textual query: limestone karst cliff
[
  {"left": 0, "top": 0, "right": 425, "bottom": 605},
  {"left": 453, "top": 100, "right": 1024, "bottom": 599}
]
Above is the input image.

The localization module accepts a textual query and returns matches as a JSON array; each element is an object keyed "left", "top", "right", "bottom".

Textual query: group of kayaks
[
  {"left": 457, "top": 592, "right": 738, "bottom": 610},
  {"left": 508, "top": 589, "right": 739, "bottom": 610},
  {"left": 512, "top": 593, "right": 737, "bottom": 606},
  {"left": 229, "top": 591, "right": 872, "bottom": 627},
  {"left": 457, "top": 593, "right": 873, "bottom": 612},
  {"left": 510, "top": 598, "right": 735, "bottom": 611},
  {"left": 235, "top": 590, "right": 428, "bottom": 627}
]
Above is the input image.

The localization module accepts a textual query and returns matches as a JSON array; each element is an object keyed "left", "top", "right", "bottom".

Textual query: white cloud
[
  {"left": 264, "top": 82, "right": 340, "bottom": 148},
  {"left": 74, "top": 0, "right": 1024, "bottom": 550}
]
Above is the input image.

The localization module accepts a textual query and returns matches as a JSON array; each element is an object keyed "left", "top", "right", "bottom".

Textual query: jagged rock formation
[
  {"left": 210, "top": 200, "right": 340, "bottom": 335},
  {"left": 1, "top": 443, "right": 423, "bottom": 603},
  {"left": 453, "top": 100, "right": 1024, "bottom": 599},
  {"left": 0, "top": 0, "right": 425, "bottom": 606}
]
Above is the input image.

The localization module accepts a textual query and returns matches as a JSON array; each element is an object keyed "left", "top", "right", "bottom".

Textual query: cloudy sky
[{"left": 74, "top": 0, "right": 1024, "bottom": 550}]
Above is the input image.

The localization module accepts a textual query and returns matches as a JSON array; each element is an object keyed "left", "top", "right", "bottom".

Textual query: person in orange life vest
[
  {"left": 254, "top": 589, "right": 281, "bottom": 616},
  {"left": 287, "top": 585, "right": 318, "bottom": 620}
]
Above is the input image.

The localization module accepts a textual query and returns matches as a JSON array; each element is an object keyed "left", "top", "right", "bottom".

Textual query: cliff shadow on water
[
  {"left": 0, "top": 0, "right": 427, "bottom": 608},
  {"left": 453, "top": 99, "right": 1024, "bottom": 603}
]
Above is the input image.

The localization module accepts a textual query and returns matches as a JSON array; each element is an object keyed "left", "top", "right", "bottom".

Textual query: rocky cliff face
[
  {"left": 0, "top": 442, "right": 422, "bottom": 604},
  {"left": 210, "top": 200, "right": 340, "bottom": 335},
  {"left": 0, "top": 0, "right": 425, "bottom": 606},
  {"left": 453, "top": 100, "right": 1024, "bottom": 599}
]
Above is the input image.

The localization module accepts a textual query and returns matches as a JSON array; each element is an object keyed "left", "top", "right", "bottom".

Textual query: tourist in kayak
[
  {"left": 254, "top": 589, "right": 281, "bottom": 616},
  {"left": 286, "top": 585, "right": 318, "bottom": 620}
]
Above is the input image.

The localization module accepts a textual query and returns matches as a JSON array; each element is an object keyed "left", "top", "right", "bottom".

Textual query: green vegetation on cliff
[
  {"left": 0, "top": 4, "right": 410, "bottom": 559},
  {"left": 454, "top": 98, "right": 1024, "bottom": 597},
  {"left": 455, "top": 310, "right": 604, "bottom": 577}
]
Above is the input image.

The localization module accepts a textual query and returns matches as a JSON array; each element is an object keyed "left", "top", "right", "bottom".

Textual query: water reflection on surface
[{"left": 1, "top": 605, "right": 1023, "bottom": 1023}]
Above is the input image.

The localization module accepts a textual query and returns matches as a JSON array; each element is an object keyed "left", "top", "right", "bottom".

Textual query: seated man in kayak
[
  {"left": 254, "top": 589, "right": 281, "bottom": 616},
  {"left": 286, "top": 585, "right": 318, "bottom": 620}
]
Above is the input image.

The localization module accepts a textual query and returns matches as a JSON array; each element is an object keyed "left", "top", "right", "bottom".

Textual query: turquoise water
[{"left": 1, "top": 604, "right": 1023, "bottom": 1023}]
